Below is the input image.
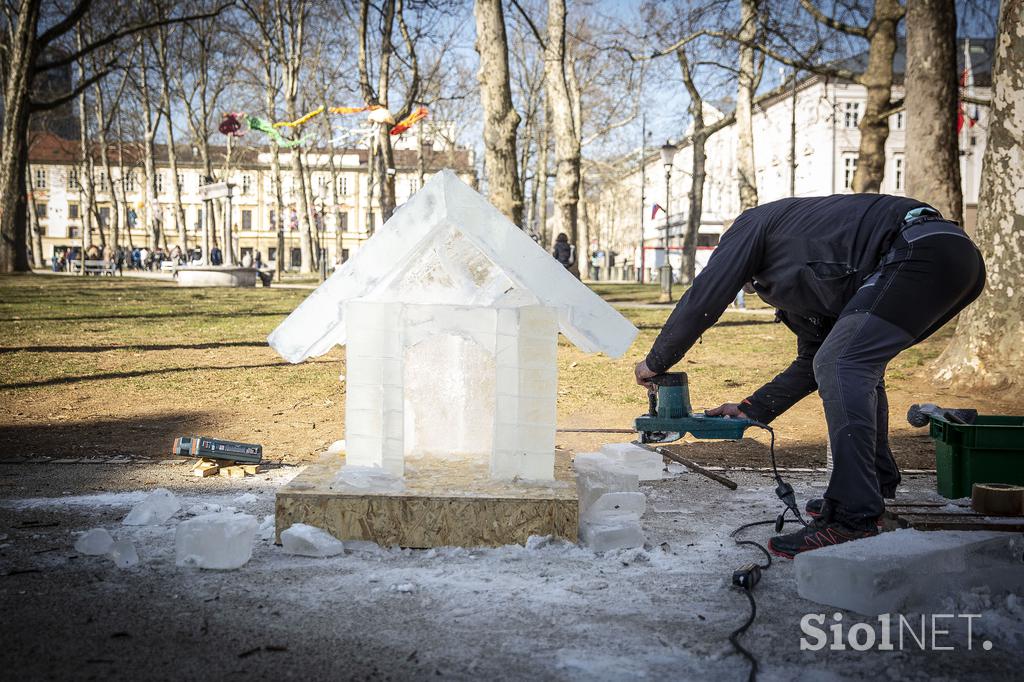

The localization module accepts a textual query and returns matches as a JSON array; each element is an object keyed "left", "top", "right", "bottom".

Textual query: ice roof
[{"left": 268, "top": 169, "right": 639, "bottom": 363}]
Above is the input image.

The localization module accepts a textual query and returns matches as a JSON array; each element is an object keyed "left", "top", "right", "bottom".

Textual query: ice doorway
[{"left": 403, "top": 333, "right": 496, "bottom": 464}]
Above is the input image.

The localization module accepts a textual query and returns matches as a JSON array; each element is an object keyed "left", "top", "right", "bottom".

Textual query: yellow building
[{"left": 27, "top": 133, "right": 476, "bottom": 268}]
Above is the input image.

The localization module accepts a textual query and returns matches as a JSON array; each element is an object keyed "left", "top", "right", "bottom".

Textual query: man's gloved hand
[
  {"left": 634, "top": 360, "right": 657, "bottom": 391},
  {"left": 706, "top": 402, "right": 749, "bottom": 419}
]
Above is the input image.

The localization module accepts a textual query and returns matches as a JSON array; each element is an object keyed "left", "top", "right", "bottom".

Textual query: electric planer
[{"left": 635, "top": 372, "right": 756, "bottom": 443}]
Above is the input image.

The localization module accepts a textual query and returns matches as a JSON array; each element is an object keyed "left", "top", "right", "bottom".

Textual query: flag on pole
[
  {"left": 651, "top": 203, "right": 665, "bottom": 220},
  {"left": 957, "top": 39, "right": 979, "bottom": 133}
]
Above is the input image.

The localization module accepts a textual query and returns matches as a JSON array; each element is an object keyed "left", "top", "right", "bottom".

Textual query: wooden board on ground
[
  {"left": 882, "top": 501, "right": 1024, "bottom": 532},
  {"left": 276, "top": 451, "right": 578, "bottom": 548}
]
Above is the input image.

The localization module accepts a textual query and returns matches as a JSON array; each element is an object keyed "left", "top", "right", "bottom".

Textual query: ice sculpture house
[{"left": 269, "top": 170, "right": 638, "bottom": 481}]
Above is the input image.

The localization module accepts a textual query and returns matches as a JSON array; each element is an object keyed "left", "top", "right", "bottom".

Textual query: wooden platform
[
  {"left": 275, "top": 451, "right": 578, "bottom": 548},
  {"left": 882, "top": 501, "right": 1024, "bottom": 532}
]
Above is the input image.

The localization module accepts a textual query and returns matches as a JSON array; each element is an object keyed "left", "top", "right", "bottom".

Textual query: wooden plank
[{"left": 276, "top": 451, "right": 578, "bottom": 548}]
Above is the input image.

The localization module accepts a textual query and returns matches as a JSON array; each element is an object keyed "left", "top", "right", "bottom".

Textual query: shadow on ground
[{"left": 0, "top": 411, "right": 216, "bottom": 461}]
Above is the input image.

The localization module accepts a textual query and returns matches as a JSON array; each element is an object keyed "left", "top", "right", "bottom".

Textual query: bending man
[{"left": 634, "top": 194, "right": 985, "bottom": 558}]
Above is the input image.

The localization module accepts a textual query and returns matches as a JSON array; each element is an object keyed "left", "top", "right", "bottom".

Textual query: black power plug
[{"left": 732, "top": 563, "right": 762, "bottom": 590}]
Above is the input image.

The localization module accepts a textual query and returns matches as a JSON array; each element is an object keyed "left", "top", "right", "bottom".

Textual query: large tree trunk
[
  {"left": 0, "top": 0, "right": 40, "bottom": 274},
  {"left": 852, "top": 0, "right": 903, "bottom": 192},
  {"left": 735, "top": 0, "right": 759, "bottom": 210},
  {"left": 905, "top": 0, "right": 962, "bottom": 223},
  {"left": 474, "top": 0, "right": 523, "bottom": 226},
  {"left": 545, "top": 0, "right": 581, "bottom": 277},
  {"left": 290, "top": 146, "right": 314, "bottom": 273},
  {"left": 76, "top": 30, "right": 96, "bottom": 260},
  {"left": 934, "top": 0, "right": 1023, "bottom": 390},
  {"left": 536, "top": 113, "right": 549, "bottom": 248},
  {"left": 677, "top": 50, "right": 705, "bottom": 286}
]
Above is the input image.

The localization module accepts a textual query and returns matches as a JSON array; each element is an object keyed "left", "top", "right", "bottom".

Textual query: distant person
[
  {"left": 114, "top": 246, "right": 125, "bottom": 275},
  {"left": 552, "top": 233, "right": 574, "bottom": 270},
  {"left": 210, "top": 246, "right": 223, "bottom": 266},
  {"left": 86, "top": 243, "right": 101, "bottom": 260},
  {"left": 170, "top": 245, "right": 182, "bottom": 265},
  {"left": 254, "top": 250, "right": 263, "bottom": 269}
]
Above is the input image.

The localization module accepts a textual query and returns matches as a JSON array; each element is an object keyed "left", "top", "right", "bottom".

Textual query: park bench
[{"left": 69, "top": 259, "right": 117, "bottom": 276}]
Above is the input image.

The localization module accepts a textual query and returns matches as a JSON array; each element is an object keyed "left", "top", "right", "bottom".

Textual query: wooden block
[
  {"left": 275, "top": 452, "right": 578, "bottom": 548},
  {"left": 242, "top": 464, "right": 265, "bottom": 475},
  {"left": 972, "top": 483, "right": 1024, "bottom": 516},
  {"left": 219, "top": 465, "right": 249, "bottom": 478},
  {"left": 192, "top": 459, "right": 220, "bottom": 477}
]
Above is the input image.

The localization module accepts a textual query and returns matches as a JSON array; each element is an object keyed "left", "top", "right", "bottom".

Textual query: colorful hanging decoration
[
  {"left": 389, "top": 106, "right": 428, "bottom": 136},
  {"left": 218, "top": 102, "right": 428, "bottom": 145},
  {"left": 218, "top": 112, "right": 246, "bottom": 137},
  {"left": 246, "top": 115, "right": 307, "bottom": 148},
  {"left": 273, "top": 105, "right": 325, "bottom": 128}
]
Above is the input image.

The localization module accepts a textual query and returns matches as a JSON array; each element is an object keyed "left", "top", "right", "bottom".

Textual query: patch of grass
[{"left": 0, "top": 273, "right": 1009, "bottom": 469}]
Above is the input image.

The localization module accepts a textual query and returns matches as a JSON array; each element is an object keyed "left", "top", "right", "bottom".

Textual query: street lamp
[{"left": 659, "top": 141, "right": 677, "bottom": 303}]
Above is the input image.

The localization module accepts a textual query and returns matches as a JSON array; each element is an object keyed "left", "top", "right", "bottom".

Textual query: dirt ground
[{"left": 0, "top": 275, "right": 1014, "bottom": 471}]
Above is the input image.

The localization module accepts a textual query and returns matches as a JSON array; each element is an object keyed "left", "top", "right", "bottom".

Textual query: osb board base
[{"left": 275, "top": 451, "right": 578, "bottom": 548}]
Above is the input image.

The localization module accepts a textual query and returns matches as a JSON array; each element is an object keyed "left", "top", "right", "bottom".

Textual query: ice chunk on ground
[
  {"left": 344, "top": 539, "right": 385, "bottom": 555},
  {"left": 122, "top": 488, "right": 180, "bottom": 526},
  {"left": 796, "top": 529, "right": 1024, "bottom": 616},
  {"left": 579, "top": 520, "right": 646, "bottom": 553},
  {"left": 573, "top": 452, "right": 639, "bottom": 516},
  {"left": 233, "top": 493, "right": 257, "bottom": 506},
  {"left": 109, "top": 540, "right": 139, "bottom": 568},
  {"left": 74, "top": 528, "right": 114, "bottom": 555},
  {"left": 582, "top": 492, "right": 646, "bottom": 524},
  {"left": 326, "top": 439, "right": 346, "bottom": 455},
  {"left": 281, "top": 523, "right": 345, "bottom": 557},
  {"left": 258, "top": 514, "right": 275, "bottom": 540},
  {"left": 599, "top": 443, "right": 664, "bottom": 481},
  {"left": 175, "top": 512, "right": 258, "bottom": 570},
  {"left": 331, "top": 465, "right": 405, "bottom": 493}
]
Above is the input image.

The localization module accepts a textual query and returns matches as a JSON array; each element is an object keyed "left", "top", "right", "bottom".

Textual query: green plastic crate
[{"left": 929, "top": 415, "right": 1024, "bottom": 499}]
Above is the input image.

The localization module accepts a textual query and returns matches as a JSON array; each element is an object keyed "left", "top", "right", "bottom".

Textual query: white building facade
[{"left": 594, "top": 39, "right": 992, "bottom": 282}]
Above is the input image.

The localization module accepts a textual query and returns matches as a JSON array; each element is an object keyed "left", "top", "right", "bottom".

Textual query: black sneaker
[
  {"left": 768, "top": 502, "right": 878, "bottom": 559},
  {"left": 805, "top": 498, "right": 825, "bottom": 517}
]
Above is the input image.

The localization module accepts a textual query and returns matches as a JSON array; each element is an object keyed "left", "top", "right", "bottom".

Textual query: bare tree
[
  {"left": 152, "top": 19, "right": 187, "bottom": 252},
  {"left": 356, "top": 0, "right": 421, "bottom": 225},
  {"left": 735, "top": 0, "right": 759, "bottom": 210},
  {"left": 0, "top": 0, "right": 229, "bottom": 272},
  {"left": 905, "top": 0, "right": 962, "bottom": 223},
  {"left": 935, "top": 0, "right": 1022, "bottom": 389},
  {"left": 474, "top": 0, "right": 523, "bottom": 225}
]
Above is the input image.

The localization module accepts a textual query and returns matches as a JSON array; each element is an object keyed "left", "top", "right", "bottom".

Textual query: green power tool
[{"left": 635, "top": 372, "right": 756, "bottom": 444}]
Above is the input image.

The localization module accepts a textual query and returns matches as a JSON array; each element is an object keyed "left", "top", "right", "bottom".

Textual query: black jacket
[
  {"left": 553, "top": 241, "right": 573, "bottom": 267},
  {"left": 645, "top": 194, "right": 932, "bottom": 421}
]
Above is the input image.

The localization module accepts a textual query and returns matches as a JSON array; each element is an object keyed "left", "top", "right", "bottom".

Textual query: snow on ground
[{"left": 0, "top": 461, "right": 1021, "bottom": 680}]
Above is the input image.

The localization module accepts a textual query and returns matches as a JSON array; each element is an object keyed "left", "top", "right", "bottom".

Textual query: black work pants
[{"left": 814, "top": 220, "right": 986, "bottom": 521}]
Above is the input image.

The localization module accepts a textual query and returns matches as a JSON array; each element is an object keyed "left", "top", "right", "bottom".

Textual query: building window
[
  {"left": 317, "top": 175, "right": 328, "bottom": 196},
  {"left": 155, "top": 172, "right": 164, "bottom": 193},
  {"left": 241, "top": 174, "right": 252, "bottom": 195},
  {"left": 242, "top": 209, "right": 253, "bottom": 230},
  {"left": 98, "top": 206, "right": 110, "bottom": 227},
  {"left": 339, "top": 211, "right": 349, "bottom": 232},
  {"left": 67, "top": 168, "right": 79, "bottom": 189},
  {"left": 69, "top": 203, "right": 80, "bottom": 219},
  {"left": 35, "top": 202, "right": 47, "bottom": 218},
  {"left": 34, "top": 169, "right": 47, "bottom": 189},
  {"left": 97, "top": 171, "right": 107, "bottom": 192},
  {"left": 177, "top": 173, "right": 185, "bottom": 191},
  {"left": 894, "top": 111, "right": 905, "bottom": 130},
  {"left": 290, "top": 247, "right": 302, "bottom": 268},
  {"left": 268, "top": 247, "right": 277, "bottom": 262},
  {"left": 408, "top": 177, "right": 420, "bottom": 195},
  {"left": 70, "top": 224, "right": 81, "bottom": 238},
  {"left": 843, "top": 102, "right": 860, "bottom": 128},
  {"left": 893, "top": 156, "right": 904, "bottom": 192},
  {"left": 124, "top": 172, "right": 136, "bottom": 192},
  {"left": 195, "top": 207, "right": 204, "bottom": 231},
  {"left": 339, "top": 175, "right": 349, "bottom": 196},
  {"left": 842, "top": 154, "right": 858, "bottom": 190}
]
